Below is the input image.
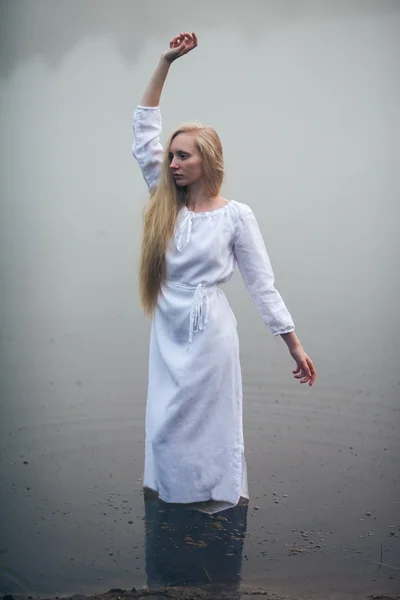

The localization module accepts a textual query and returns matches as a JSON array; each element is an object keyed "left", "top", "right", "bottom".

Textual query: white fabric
[{"left": 132, "top": 105, "right": 295, "bottom": 512}]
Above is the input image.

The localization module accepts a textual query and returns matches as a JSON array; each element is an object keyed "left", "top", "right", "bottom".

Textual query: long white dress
[{"left": 132, "top": 105, "right": 295, "bottom": 513}]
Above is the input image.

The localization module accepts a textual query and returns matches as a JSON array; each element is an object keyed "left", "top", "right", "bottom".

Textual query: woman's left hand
[{"left": 290, "top": 346, "right": 316, "bottom": 386}]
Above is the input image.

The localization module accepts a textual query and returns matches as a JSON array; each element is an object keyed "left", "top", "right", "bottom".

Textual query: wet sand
[{"left": 4, "top": 587, "right": 400, "bottom": 600}]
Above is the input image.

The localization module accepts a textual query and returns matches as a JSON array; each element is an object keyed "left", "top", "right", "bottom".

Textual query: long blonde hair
[{"left": 139, "top": 122, "right": 224, "bottom": 314}]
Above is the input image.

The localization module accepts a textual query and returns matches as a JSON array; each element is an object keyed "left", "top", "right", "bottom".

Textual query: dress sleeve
[
  {"left": 132, "top": 105, "right": 164, "bottom": 192},
  {"left": 233, "top": 203, "right": 295, "bottom": 336}
]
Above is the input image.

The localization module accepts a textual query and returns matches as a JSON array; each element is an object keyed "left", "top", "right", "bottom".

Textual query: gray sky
[{"left": 1, "top": 0, "right": 399, "bottom": 405}]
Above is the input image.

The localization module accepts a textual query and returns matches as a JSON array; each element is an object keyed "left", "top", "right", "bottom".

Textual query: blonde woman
[{"left": 132, "top": 32, "right": 316, "bottom": 514}]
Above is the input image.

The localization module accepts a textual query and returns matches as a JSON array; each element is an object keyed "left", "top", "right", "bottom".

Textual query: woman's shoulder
[{"left": 228, "top": 199, "right": 255, "bottom": 220}]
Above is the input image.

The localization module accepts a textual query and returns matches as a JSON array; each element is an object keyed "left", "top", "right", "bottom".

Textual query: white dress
[{"left": 132, "top": 106, "right": 295, "bottom": 513}]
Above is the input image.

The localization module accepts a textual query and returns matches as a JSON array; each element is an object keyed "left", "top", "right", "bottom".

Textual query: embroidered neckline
[
  {"left": 183, "top": 200, "right": 232, "bottom": 218},
  {"left": 176, "top": 201, "right": 234, "bottom": 252}
]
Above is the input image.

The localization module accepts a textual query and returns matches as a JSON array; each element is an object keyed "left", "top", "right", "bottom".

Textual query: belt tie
[
  {"left": 188, "top": 283, "right": 210, "bottom": 350},
  {"left": 165, "top": 280, "right": 218, "bottom": 351}
]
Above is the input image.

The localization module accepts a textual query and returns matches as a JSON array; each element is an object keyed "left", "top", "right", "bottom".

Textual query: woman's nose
[{"left": 170, "top": 158, "right": 179, "bottom": 169}]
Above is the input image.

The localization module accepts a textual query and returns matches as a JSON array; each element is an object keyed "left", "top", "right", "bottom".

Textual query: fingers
[
  {"left": 179, "top": 32, "right": 197, "bottom": 43},
  {"left": 170, "top": 40, "right": 185, "bottom": 50},
  {"left": 170, "top": 32, "right": 197, "bottom": 49},
  {"left": 308, "top": 358, "right": 317, "bottom": 386},
  {"left": 170, "top": 36, "right": 186, "bottom": 48},
  {"left": 171, "top": 32, "right": 192, "bottom": 44},
  {"left": 292, "top": 357, "right": 316, "bottom": 386},
  {"left": 166, "top": 32, "right": 197, "bottom": 63}
]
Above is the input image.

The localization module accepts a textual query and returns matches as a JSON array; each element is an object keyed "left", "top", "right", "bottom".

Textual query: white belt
[{"left": 165, "top": 280, "right": 219, "bottom": 350}]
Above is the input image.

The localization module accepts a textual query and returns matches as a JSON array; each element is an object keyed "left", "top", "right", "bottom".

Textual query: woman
[{"left": 132, "top": 32, "right": 316, "bottom": 514}]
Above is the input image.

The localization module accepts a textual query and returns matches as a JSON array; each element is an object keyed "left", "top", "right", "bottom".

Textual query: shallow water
[{"left": 0, "top": 313, "right": 399, "bottom": 599}]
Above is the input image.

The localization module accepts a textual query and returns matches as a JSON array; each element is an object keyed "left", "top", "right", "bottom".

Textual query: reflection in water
[{"left": 144, "top": 492, "right": 248, "bottom": 591}]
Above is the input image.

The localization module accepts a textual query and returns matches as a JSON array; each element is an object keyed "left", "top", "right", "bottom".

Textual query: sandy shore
[{"left": 6, "top": 587, "right": 398, "bottom": 600}]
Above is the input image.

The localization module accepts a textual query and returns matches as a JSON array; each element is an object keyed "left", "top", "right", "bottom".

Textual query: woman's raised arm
[
  {"left": 132, "top": 33, "right": 198, "bottom": 192},
  {"left": 140, "top": 32, "right": 198, "bottom": 107}
]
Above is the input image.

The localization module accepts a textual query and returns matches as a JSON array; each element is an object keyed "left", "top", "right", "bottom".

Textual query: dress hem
[{"left": 143, "top": 485, "right": 249, "bottom": 514}]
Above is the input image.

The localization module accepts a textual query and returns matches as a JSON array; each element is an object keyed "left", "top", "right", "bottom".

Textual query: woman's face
[{"left": 169, "top": 133, "right": 204, "bottom": 187}]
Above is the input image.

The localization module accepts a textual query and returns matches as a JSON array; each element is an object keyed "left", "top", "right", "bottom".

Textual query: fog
[{"left": 1, "top": 1, "right": 399, "bottom": 597}]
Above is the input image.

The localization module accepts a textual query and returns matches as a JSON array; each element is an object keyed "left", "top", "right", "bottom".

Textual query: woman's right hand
[{"left": 162, "top": 32, "right": 198, "bottom": 64}]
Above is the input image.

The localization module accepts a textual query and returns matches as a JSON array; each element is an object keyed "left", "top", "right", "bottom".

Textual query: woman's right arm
[{"left": 132, "top": 33, "right": 198, "bottom": 192}]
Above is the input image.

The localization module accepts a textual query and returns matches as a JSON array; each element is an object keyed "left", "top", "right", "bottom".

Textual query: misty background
[{"left": 0, "top": 1, "right": 399, "bottom": 597}]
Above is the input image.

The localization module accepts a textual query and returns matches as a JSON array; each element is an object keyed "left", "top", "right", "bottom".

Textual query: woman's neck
[{"left": 186, "top": 187, "right": 226, "bottom": 213}]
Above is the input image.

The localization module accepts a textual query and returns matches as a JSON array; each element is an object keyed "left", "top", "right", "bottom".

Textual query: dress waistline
[{"left": 165, "top": 280, "right": 221, "bottom": 350}]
